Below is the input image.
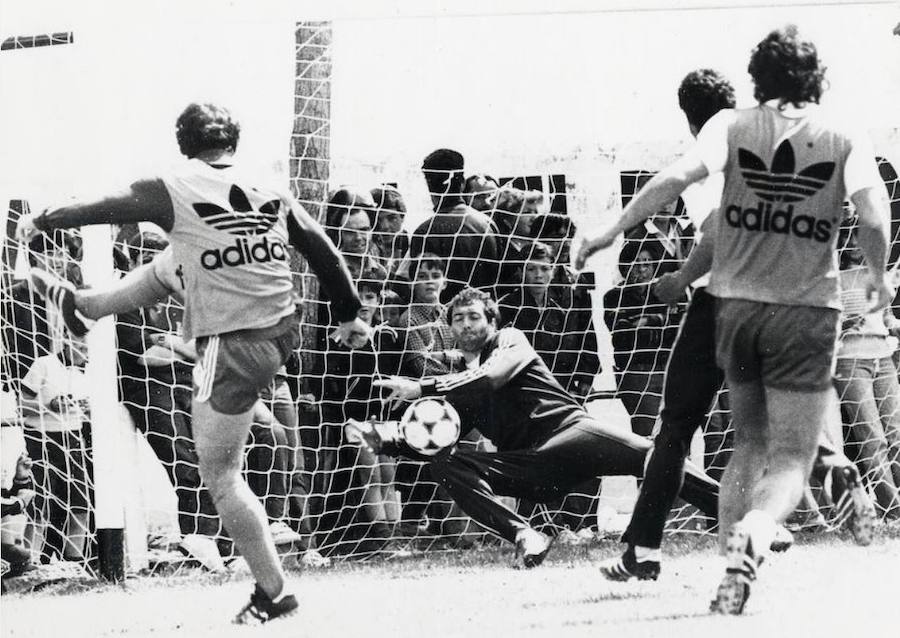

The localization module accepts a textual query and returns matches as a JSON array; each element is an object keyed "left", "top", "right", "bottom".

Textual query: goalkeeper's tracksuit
[{"left": 409, "top": 326, "right": 719, "bottom": 543}]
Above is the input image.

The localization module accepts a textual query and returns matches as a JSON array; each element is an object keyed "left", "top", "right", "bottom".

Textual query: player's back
[
  {"left": 710, "top": 104, "right": 853, "bottom": 310},
  {"left": 161, "top": 159, "right": 296, "bottom": 338}
]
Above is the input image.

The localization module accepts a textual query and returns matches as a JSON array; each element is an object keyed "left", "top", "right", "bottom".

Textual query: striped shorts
[{"left": 193, "top": 314, "right": 299, "bottom": 415}]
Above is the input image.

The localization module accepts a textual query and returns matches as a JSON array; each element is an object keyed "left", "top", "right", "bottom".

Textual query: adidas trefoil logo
[
  {"left": 192, "top": 185, "right": 280, "bottom": 236},
  {"left": 738, "top": 140, "right": 835, "bottom": 203},
  {"left": 192, "top": 185, "right": 288, "bottom": 270},
  {"left": 725, "top": 140, "right": 837, "bottom": 243}
]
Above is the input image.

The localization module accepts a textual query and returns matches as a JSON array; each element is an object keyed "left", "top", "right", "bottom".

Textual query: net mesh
[{"left": 2, "top": 27, "right": 900, "bottom": 579}]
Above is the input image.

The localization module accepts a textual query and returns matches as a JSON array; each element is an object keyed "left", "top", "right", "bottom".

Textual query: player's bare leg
[
  {"left": 76, "top": 261, "right": 171, "bottom": 319},
  {"left": 713, "top": 385, "right": 827, "bottom": 615},
  {"left": 717, "top": 380, "right": 768, "bottom": 554},
  {"left": 192, "top": 399, "right": 297, "bottom": 624},
  {"left": 29, "top": 261, "right": 170, "bottom": 335}
]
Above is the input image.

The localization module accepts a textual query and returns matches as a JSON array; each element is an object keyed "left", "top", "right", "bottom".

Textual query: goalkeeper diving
[{"left": 363, "top": 287, "right": 721, "bottom": 567}]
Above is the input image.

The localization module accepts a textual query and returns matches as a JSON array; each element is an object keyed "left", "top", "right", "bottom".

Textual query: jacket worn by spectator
[{"left": 408, "top": 201, "right": 500, "bottom": 302}]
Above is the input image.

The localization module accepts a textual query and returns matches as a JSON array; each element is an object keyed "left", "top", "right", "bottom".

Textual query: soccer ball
[{"left": 399, "top": 398, "right": 461, "bottom": 456}]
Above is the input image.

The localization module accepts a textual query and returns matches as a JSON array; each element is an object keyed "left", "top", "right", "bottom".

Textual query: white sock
[
  {"left": 741, "top": 509, "right": 777, "bottom": 558},
  {"left": 634, "top": 546, "right": 661, "bottom": 562}
]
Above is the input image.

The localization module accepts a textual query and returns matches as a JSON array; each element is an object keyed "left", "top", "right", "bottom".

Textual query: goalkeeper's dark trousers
[
  {"left": 428, "top": 417, "right": 719, "bottom": 543},
  {"left": 621, "top": 288, "right": 853, "bottom": 549}
]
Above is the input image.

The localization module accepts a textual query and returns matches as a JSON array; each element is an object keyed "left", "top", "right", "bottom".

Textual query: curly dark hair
[
  {"left": 445, "top": 287, "right": 499, "bottom": 324},
  {"left": 324, "top": 187, "right": 376, "bottom": 244},
  {"left": 175, "top": 103, "right": 241, "bottom": 158},
  {"left": 748, "top": 25, "right": 826, "bottom": 107},
  {"left": 370, "top": 185, "right": 407, "bottom": 213},
  {"left": 618, "top": 239, "right": 664, "bottom": 279},
  {"left": 678, "top": 69, "right": 736, "bottom": 131}
]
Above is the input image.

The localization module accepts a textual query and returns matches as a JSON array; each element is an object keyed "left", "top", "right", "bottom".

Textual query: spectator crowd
[{"left": 2, "top": 146, "right": 899, "bottom": 584}]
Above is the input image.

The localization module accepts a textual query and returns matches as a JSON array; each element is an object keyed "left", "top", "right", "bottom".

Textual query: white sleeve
[
  {"left": 843, "top": 131, "right": 882, "bottom": 198},
  {"left": 692, "top": 110, "right": 736, "bottom": 176}
]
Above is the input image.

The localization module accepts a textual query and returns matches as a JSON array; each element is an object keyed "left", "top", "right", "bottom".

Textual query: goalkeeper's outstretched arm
[{"left": 373, "top": 328, "right": 537, "bottom": 404}]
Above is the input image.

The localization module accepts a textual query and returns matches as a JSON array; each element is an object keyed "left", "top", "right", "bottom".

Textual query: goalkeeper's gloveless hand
[
  {"left": 345, "top": 417, "right": 383, "bottom": 454},
  {"left": 331, "top": 317, "right": 372, "bottom": 349},
  {"left": 15, "top": 212, "right": 41, "bottom": 244},
  {"left": 373, "top": 376, "right": 422, "bottom": 410}
]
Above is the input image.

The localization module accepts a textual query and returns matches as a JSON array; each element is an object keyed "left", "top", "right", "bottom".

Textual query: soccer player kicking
[
  {"left": 598, "top": 69, "right": 878, "bottom": 584},
  {"left": 576, "top": 26, "right": 892, "bottom": 614},
  {"left": 367, "top": 287, "right": 721, "bottom": 568},
  {"left": 16, "top": 103, "right": 370, "bottom": 624}
]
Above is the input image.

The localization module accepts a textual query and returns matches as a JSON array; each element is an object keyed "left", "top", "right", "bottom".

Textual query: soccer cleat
[
  {"left": 299, "top": 549, "right": 331, "bottom": 569},
  {"left": 29, "top": 269, "right": 89, "bottom": 337},
  {"left": 769, "top": 526, "right": 794, "bottom": 553},
  {"left": 179, "top": 534, "right": 226, "bottom": 573},
  {"left": 832, "top": 465, "right": 876, "bottom": 546},
  {"left": 513, "top": 528, "right": 552, "bottom": 569},
  {"left": 710, "top": 524, "right": 760, "bottom": 615},
  {"left": 269, "top": 521, "right": 304, "bottom": 547},
  {"left": 233, "top": 584, "right": 299, "bottom": 625},
  {"left": 600, "top": 546, "right": 660, "bottom": 582}
]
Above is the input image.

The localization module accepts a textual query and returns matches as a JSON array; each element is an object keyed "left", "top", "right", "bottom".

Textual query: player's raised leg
[{"left": 29, "top": 250, "right": 173, "bottom": 334}]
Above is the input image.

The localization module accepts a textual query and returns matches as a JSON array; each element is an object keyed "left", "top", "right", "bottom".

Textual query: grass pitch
[{"left": 2, "top": 531, "right": 897, "bottom": 638}]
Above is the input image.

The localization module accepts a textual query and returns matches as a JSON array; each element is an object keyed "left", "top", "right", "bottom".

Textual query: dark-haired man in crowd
[{"left": 406, "top": 149, "right": 500, "bottom": 302}]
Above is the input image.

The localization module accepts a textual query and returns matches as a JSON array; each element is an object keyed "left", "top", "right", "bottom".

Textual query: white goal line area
[{"left": 0, "top": 2, "right": 899, "bottom": 591}]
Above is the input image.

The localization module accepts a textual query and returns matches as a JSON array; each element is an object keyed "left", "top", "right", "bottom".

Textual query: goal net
[{"left": 3, "top": 22, "right": 900, "bottom": 578}]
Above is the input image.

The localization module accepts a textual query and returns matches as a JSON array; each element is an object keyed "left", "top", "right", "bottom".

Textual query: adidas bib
[{"left": 161, "top": 159, "right": 295, "bottom": 338}]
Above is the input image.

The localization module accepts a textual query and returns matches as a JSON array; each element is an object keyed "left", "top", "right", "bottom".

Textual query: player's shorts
[
  {"left": 715, "top": 298, "right": 839, "bottom": 392},
  {"left": 193, "top": 314, "right": 299, "bottom": 415}
]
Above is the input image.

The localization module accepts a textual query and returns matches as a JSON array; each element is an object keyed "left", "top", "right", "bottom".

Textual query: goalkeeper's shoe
[
  {"left": 233, "top": 584, "right": 299, "bottom": 625},
  {"left": 832, "top": 465, "right": 876, "bottom": 546},
  {"left": 513, "top": 528, "right": 552, "bottom": 569},
  {"left": 599, "top": 546, "right": 660, "bottom": 582},
  {"left": 710, "top": 524, "right": 760, "bottom": 615},
  {"left": 29, "top": 268, "right": 89, "bottom": 337}
]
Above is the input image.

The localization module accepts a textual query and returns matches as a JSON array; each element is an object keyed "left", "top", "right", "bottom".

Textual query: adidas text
[
  {"left": 200, "top": 236, "right": 288, "bottom": 270},
  {"left": 724, "top": 202, "right": 832, "bottom": 243}
]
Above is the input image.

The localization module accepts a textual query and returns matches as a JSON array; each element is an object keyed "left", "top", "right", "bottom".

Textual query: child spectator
[
  {"left": 19, "top": 337, "right": 92, "bottom": 563},
  {"left": 603, "top": 240, "right": 683, "bottom": 436},
  {"left": 318, "top": 274, "right": 400, "bottom": 553},
  {"left": 374, "top": 289, "right": 406, "bottom": 378},
  {"left": 400, "top": 253, "right": 461, "bottom": 377}
]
